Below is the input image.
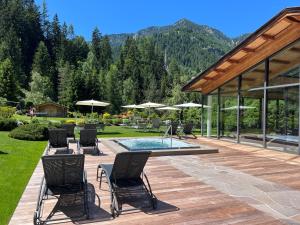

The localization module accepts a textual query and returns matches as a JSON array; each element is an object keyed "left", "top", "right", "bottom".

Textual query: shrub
[
  {"left": 76, "top": 119, "right": 85, "bottom": 127},
  {"left": 103, "top": 112, "right": 111, "bottom": 119},
  {"left": 65, "top": 119, "right": 76, "bottom": 124},
  {"left": 0, "top": 106, "right": 16, "bottom": 118},
  {"left": 9, "top": 123, "right": 55, "bottom": 141},
  {"left": 111, "top": 118, "right": 122, "bottom": 125},
  {"left": 0, "top": 118, "right": 18, "bottom": 131}
]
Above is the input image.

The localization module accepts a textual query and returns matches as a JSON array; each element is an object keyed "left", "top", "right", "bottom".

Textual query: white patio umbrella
[
  {"left": 174, "top": 102, "right": 206, "bottom": 124},
  {"left": 156, "top": 106, "right": 181, "bottom": 111},
  {"left": 76, "top": 99, "right": 110, "bottom": 113},
  {"left": 139, "top": 102, "right": 165, "bottom": 108},
  {"left": 174, "top": 102, "right": 203, "bottom": 108},
  {"left": 122, "top": 104, "right": 145, "bottom": 109},
  {"left": 138, "top": 102, "right": 165, "bottom": 121},
  {"left": 221, "top": 105, "right": 256, "bottom": 111}
]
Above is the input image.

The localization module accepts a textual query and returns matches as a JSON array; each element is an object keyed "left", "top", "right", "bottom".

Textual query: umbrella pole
[{"left": 92, "top": 105, "right": 94, "bottom": 113}]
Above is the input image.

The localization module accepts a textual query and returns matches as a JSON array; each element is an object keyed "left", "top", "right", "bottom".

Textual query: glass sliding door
[
  {"left": 220, "top": 78, "right": 238, "bottom": 141},
  {"left": 266, "top": 40, "right": 300, "bottom": 153},
  {"left": 240, "top": 61, "right": 265, "bottom": 147},
  {"left": 206, "top": 90, "right": 218, "bottom": 138}
]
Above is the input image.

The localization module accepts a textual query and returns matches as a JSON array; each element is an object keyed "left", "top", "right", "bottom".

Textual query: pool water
[{"left": 115, "top": 138, "right": 199, "bottom": 151}]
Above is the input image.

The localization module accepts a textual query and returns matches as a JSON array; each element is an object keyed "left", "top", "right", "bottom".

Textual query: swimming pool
[{"left": 115, "top": 138, "right": 200, "bottom": 151}]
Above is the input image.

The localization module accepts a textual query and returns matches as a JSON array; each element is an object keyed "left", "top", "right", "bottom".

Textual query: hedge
[
  {"left": 0, "top": 118, "right": 18, "bottom": 131},
  {"left": 9, "top": 123, "right": 59, "bottom": 141}
]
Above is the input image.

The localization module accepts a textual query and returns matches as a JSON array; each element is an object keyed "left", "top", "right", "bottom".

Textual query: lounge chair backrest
[
  {"left": 152, "top": 118, "right": 161, "bottom": 129},
  {"left": 110, "top": 151, "right": 151, "bottom": 180},
  {"left": 42, "top": 154, "right": 84, "bottom": 188},
  {"left": 48, "top": 129, "right": 68, "bottom": 148},
  {"left": 84, "top": 124, "right": 97, "bottom": 130},
  {"left": 62, "top": 124, "right": 75, "bottom": 137},
  {"left": 80, "top": 129, "right": 97, "bottom": 146},
  {"left": 183, "top": 123, "right": 193, "bottom": 134},
  {"left": 168, "top": 122, "right": 178, "bottom": 135},
  {"left": 97, "top": 123, "right": 105, "bottom": 131}
]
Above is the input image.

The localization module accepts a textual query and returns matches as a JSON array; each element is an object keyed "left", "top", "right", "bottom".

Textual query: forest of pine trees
[{"left": 0, "top": 0, "right": 203, "bottom": 114}]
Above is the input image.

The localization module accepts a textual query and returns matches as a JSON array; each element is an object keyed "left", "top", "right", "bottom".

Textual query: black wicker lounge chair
[
  {"left": 182, "top": 123, "right": 197, "bottom": 138},
  {"left": 167, "top": 122, "right": 178, "bottom": 136},
  {"left": 62, "top": 124, "right": 76, "bottom": 140},
  {"left": 78, "top": 129, "right": 100, "bottom": 155},
  {"left": 84, "top": 124, "right": 97, "bottom": 130},
  {"left": 151, "top": 118, "right": 161, "bottom": 131},
  {"left": 34, "top": 154, "right": 89, "bottom": 224},
  {"left": 47, "top": 129, "right": 71, "bottom": 154},
  {"left": 97, "top": 151, "right": 157, "bottom": 217}
]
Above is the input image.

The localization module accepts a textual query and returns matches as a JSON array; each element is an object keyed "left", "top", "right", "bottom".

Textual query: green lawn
[
  {"left": 0, "top": 132, "right": 46, "bottom": 225},
  {"left": 13, "top": 114, "right": 67, "bottom": 123},
  {"left": 97, "top": 126, "right": 165, "bottom": 138},
  {"left": 97, "top": 125, "right": 201, "bottom": 138}
]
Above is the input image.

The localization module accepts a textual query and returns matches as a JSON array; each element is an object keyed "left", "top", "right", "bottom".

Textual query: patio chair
[
  {"left": 78, "top": 129, "right": 100, "bottom": 155},
  {"left": 96, "top": 123, "right": 105, "bottom": 132},
  {"left": 47, "top": 129, "right": 71, "bottom": 154},
  {"left": 97, "top": 151, "right": 157, "bottom": 217},
  {"left": 151, "top": 118, "right": 161, "bottom": 131},
  {"left": 167, "top": 122, "right": 179, "bottom": 136},
  {"left": 62, "top": 123, "right": 76, "bottom": 140},
  {"left": 182, "top": 123, "right": 197, "bottom": 139},
  {"left": 137, "top": 120, "right": 147, "bottom": 130},
  {"left": 84, "top": 123, "right": 97, "bottom": 130},
  {"left": 33, "top": 154, "right": 89, "bottom": 224}
]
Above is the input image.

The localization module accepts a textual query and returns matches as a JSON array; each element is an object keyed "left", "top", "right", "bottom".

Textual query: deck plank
[{"left": 10, "top": 137, "right": 300, "bottom": 225}]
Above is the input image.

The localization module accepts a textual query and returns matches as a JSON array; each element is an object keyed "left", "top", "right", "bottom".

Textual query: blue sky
[{"left": 35, "top": 0, "right": 300, "bottom": 40}]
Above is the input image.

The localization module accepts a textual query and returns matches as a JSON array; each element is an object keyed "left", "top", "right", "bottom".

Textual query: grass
[
  {"left": 13, "top": 114, "right": 67, "bottom": 123},
  {"left": 0, "top": 132, "right": 46, "bottom": 225},
  {"left": 97, "top": 125, "right": 201, "bottom": 138},
  {"left": 97, "top": 126, "right": 165, "bottom": 138}
]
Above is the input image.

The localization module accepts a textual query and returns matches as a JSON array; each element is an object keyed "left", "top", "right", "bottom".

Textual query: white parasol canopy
[
  {"left": 221, "top": 105, "right": 256, "bottom": 111},
  {"left": 139, "top": 101, "right": 165, "bottom": 108},
  {"left": 156, "top": 106, "right": 181, "bottom": 111},
  {"left": 76, "top": 99, "right": 110, "bottom": 113},
  {"left": 122, "top": 104, "right": 145, "bottom": 109},
  {"left": 174, "top": 102, "right": 203, "bottom": 108}
]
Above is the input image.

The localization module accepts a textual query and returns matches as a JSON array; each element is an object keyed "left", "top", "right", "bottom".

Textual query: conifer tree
[{"left": 0, "top": 58, "right": 19, "bottom": 101}]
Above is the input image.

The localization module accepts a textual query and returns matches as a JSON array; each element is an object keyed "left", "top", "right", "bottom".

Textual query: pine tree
[
  {"left": 0, "top": 58, "right": 19, "bottom": 101},
  {"left": 82, "top": 52, "right": 100, "bottom": 99},
  {"left": 100, "top": 35, "right": 112, "bottom": 70},
  {"left": 58, "top": 63, "right": 77, "bottom": 108},
  {"left": 32, "top": 41, "right": 53, "bottom": 79},
  {"left": 106, "top": 65, "right": 122, "bottom": 113},
  {"left": 91, "top": 27, "right": 102, "bottom": 70}
]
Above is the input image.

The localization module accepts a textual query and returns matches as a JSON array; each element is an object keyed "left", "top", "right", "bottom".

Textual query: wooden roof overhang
[{"left": 182, "top": 7, "right": 300, "bottom": 94}]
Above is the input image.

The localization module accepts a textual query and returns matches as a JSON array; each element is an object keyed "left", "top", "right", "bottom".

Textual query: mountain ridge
[{"left": 108, "top": 18, "right": 248, "bottom": 73}]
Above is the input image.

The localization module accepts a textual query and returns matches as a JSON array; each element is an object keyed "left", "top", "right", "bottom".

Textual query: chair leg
[{"left": 99, "top": 170, "right": 104, "bottom": 189}]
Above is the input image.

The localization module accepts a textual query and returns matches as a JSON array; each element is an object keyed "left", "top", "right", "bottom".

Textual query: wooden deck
[{"left": 9, "top": 137, "right": 300, "bottom": 225}]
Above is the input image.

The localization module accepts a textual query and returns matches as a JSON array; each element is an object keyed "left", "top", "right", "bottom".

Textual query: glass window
[
  {"left": 267, "top": 40, "right": 300, "bottom": 153},
  {"left": 220, "top": 77, "right": 238, "bottom": 141},
  {"left": 206, "top": 89, "right": 218, "bottom": 137},
  {"left": 240, "top": 61, "right": 265, "bottom": 147}
]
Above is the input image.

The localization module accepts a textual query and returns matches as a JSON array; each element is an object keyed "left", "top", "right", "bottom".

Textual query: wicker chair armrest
[
  {"left": 83, "top": 170, "right": 87, "bottom": 183},
  {"left": 46, "top": 142, "right": 50, "bottom": 155}
]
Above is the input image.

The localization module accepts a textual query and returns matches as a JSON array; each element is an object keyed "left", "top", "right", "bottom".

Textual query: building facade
[{"left": 183, "top": 8, "right": 300, "bottom": 154}]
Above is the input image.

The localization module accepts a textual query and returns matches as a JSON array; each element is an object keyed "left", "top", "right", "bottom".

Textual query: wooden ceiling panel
[
  {"left": 230, "top": 51, "right": 248, "bottom": 60},
  {"left": 265, "top": 19, "right": 291, "bottom": 36},
  {"left": 246, "top": 37, "right": 266, "bottom": 49},
  {"left": 217, "top": 61, "right": 232, "bottom": 70},
  {"left": 183, "top": 8, "right": 300, "bottom": 94},
  {"left": 206, "top": 71, "right": 218, "bottom": 78}
]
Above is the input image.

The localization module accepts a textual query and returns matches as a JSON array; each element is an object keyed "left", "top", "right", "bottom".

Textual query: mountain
[{"left": 108, "top": 19, "right": 246, "bottom": 74}]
